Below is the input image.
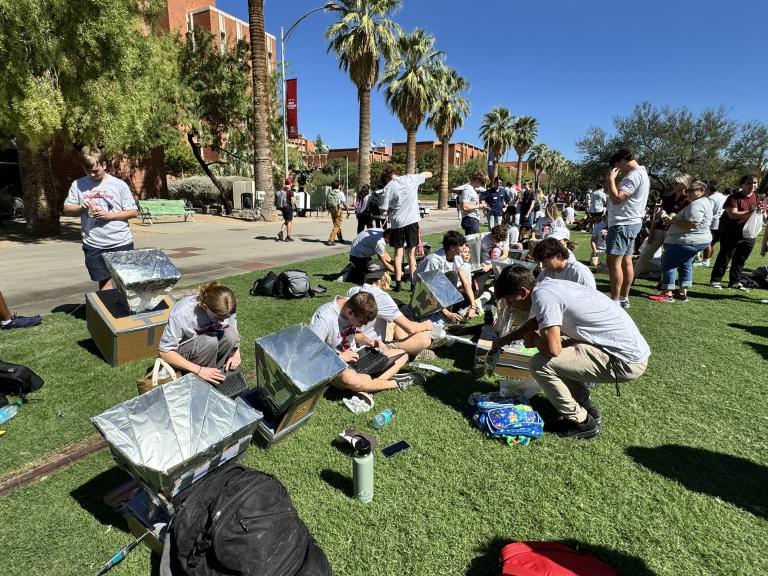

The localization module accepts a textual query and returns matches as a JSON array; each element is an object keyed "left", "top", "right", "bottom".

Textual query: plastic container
[
  {"left": 0, "top": 400, "right": 21, "bottom": 425},
  {"left": 352, "top": 437, "right": 373, "bottom": 502},
  {"left": 372, "top": 408, "right": 397, "bottom": 429}
]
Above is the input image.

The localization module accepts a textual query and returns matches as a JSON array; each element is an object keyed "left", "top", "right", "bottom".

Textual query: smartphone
[{"left": 382, "top": 440, "right": 411, "bottom": 458}]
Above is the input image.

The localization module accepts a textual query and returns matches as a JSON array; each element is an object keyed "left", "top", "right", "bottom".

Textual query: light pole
[{"left": 280, "top": 3, "right": 340, "bottom": 182}]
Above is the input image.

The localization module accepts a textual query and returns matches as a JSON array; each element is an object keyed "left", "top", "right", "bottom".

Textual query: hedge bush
[{"left": 167, "top": 175, "right": 251, "bottom": 207}]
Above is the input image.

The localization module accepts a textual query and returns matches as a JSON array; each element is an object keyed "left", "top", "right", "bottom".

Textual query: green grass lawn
[{"left": 1, "top": 231, "right": 768, "bottom": 575}]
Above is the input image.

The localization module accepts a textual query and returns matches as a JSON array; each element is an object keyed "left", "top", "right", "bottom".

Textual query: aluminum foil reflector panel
[
  {"left": 491, "top": 258, "right": 538, "bottom": 278},
  {"left": 103, "top": 248, "right": 181, "bottom": 313},
  {"left": 464, "top": 233, "right": 486, "bottom": 271},
  {"left": 409, "top": 269, "right": 463, "bottom": 319}
]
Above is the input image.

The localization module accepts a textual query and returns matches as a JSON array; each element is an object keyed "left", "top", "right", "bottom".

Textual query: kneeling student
[
  {"left": 532, "top": 237, "right": 596, "bottom": 289},
  {"left": 347, "top": 266, "right": 434, "bottom": 360},
  {"left": 159, "top": 282, "right": 241, "bottom": 385},
  {"left": 491, "top": 266, "right": 650, "bottom": 439},
  {"left": 309, "top": 291, "right": 423, "bottom": 392},
  {"left": 348, "top": 227, "right": 395, "bottom": 284}
]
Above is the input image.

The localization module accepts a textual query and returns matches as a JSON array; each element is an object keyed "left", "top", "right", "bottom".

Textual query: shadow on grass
[
  {"left": 626, "top": 444, "right": 768, "bottom": 519},
  {"left": 51, "top": 303, "right": 87, "bottom": 320},
  {"left": 77, "top": 337, "right": 104, "bottom": 359},
  {"left": 465, "top": 536, "right": 657, "bottom": 576},
  {"left": 70, "top": 466, "right": 133, "bottom": 530},
  {"left": 319, "top": 468, "right": 352, "bottom": 497},
  {"left": 745, "top": 341, "right": 768, "bottom": 358},
  {"left": 728, "top": 323, "right": 768, "bottom": 339}
]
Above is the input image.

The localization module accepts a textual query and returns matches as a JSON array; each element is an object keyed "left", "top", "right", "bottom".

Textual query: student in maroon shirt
[{"left": 710, "top": 174, "right": 761, "bottom": 290}]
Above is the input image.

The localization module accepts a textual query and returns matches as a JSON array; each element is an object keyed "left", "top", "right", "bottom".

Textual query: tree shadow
[
  {"left": 728, "top": 323, "right": 768, "bottom": 340},
  {"left": 625, "top": 444, "right": 768, "bottom": 519},
  {"left": 0, "top": 220, "right": 83, "bottom": 244},
  {"left": 51, "top": 303, "right": 86, "bottom": 320},
  {"left": 70, "top": 466, "right": 133, "bottom": 530},
  {"left": 319, "top": 468, "right": 352, "bottom": 498},
  {"left": 684, "top": 289, "right": 752, "bottom": 302},
  {"left": 465, "top": 536, "right": 657, "bottom": 576}
]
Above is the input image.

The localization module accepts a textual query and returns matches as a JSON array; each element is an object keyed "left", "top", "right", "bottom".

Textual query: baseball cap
[{"left": 364, "top": 263, "right": 386, "bottom": 282}]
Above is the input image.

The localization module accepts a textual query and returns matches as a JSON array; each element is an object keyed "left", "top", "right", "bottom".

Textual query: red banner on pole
[{"left": 286, "top": 78, "right": 298, "bottom": 139}]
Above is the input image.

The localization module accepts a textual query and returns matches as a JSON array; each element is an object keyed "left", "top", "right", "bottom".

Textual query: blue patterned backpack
[{"left": 469, "top": 394, "right": 544, "bottom": 446}]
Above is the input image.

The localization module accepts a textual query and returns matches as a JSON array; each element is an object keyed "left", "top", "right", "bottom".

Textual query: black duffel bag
[
  {"left": 161, "top": 463, "right": 331, "bottom": 576},
  {"left": 0, "top": 360, "right": 44, "bottom": 406}
]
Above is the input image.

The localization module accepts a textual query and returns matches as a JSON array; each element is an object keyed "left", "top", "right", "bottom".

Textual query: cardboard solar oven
[
  {"left": 476, "top": 301, "right": 536, "bottom": 380},
  {"left": 243, "top": 324, "right": 346, "bottom": 447},
  {"left": 86, "top": 248, "right": 181, "bottom": 366},
  {"left": 408, "top": 269, "right": 464, "bottom": 320},
  {"left": 490, "top": 257, "right": 538, "bottom": 279},
  {"left": 464, "top": 232, "right": 487, "bottom": 272},
  {"left": 92, "top": 374, "right": 263, "bottom": 517}
]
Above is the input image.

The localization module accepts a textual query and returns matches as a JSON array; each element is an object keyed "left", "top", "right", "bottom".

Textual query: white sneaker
[{"left": 711, "top": 282, "right": 723, "bottom": 289}]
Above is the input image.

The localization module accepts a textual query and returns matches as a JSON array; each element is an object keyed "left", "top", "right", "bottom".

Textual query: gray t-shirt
[
  {"left": 666, "top": 197, "right": 713, "bottom": 245},
  {"left": 531, "top": 278, "right": 650, "bottom": 364},
  {"left": 159, "top": 295, "right": 239, "bottom": 353},
  {"left": 350, "top": 228, "right": 387, "bottom": 258},
  {"left": 708, "top": 191, "right": 727, "bottom": 230},
  {"left": 381, "top": 173, "right": 426, "bottom": 229},
  {"left": 537, "top": 259, "right": 596, "bottom": 290},
  {"left": 607, "top": 167, "right": 650, "bottom": 227},
  {"left": 309, "top": 297, "right": 358, "bottom": 352},
  {"left": 415, "top": 248, "right": 463, "bottom": 276},
  {"left": 64, "top": 175, "right": 137, "bottom": 248},
  {"left": 347, "top": 284, "right": 400, "bottom": 340},
  {"left": 589, "top": 189, "right": 607, "bottom": 212},
  {"left": 459, "top": 184, "right": 481, "bottom": 221}
]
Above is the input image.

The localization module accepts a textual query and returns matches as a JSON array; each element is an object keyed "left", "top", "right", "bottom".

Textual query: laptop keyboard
[
  {"left": 350, "top": 347, "right": 396, "bottom": 376},
  {"left": 216, "top": 369, "right": 248, "bottom": 398}
]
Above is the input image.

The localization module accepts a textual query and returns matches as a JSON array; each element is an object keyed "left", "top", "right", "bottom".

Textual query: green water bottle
[{"left": 352, "top": 437, "right": 373, "bottom": 502}]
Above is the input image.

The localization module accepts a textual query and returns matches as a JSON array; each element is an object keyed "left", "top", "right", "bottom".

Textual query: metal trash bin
[
  {"left": 408, "top": 269, "right": 463, "bottom": 320},
  {"left": 92, "top": 374, "right": 263, "bottom": 513},
  {"left": 103, "top": 248, "right": 182, "bottom": 313}
]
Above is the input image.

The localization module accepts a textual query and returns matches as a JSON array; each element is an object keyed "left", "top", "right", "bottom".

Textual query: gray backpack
[{"left": 326, "top": 190, "right": 341, "bottom": 211}]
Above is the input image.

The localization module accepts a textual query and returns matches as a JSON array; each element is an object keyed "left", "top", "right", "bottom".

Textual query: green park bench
[{"left": 137, "top": 199, "right": 195, "bottom": 225}]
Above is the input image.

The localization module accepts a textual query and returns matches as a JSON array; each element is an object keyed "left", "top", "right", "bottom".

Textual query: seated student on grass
[
  {"left": 347, "top": 227, "right": 395, "bottom": 284},
  {"left": 309, "top": 291, "right": 422, "bottom": 392},
  {"left": 532, "top": 237, "right": 596, "bottom": 289},
  {"left": 590, "top": 212, "right": 608, "bottom": 267},
  {"left": 491, "top": 266, "right": 650, "bottom": 439},
  {"left": 346, "top": 265, "right": 434, "bottom": 361},
  {"left": 158, "top": 282, "right": 241, "bottom": 385},
  {"left": 415, "top": 230, "right": 479, "bottom": 323}
]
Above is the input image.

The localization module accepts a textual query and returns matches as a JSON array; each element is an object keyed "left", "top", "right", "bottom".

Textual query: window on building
[
  {"left": 236, "top": 24, "right": 242, "bottom": 42},
  {"left": 219, "top": 14, "right": 226, "bottom": 52}
]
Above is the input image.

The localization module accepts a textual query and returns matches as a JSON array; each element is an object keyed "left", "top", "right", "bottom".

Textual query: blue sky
[{"left": 218, "top": 0, "right": 768, "bottom": 162}]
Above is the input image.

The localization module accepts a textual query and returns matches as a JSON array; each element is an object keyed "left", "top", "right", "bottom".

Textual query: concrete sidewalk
[{"left": 1, "top": 207, "right": 460, "bottom": 316}]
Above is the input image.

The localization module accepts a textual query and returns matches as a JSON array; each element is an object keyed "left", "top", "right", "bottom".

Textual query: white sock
[{"left": 1, "top": 319, "right": 11, "bottom": 326}]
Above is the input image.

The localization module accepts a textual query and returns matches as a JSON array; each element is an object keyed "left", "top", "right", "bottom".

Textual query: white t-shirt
[
  {"left": 537, "top": 259, "right": 596, "bottom": 290},
  {"left": 589, "top": 189, "right": 607, "bottom": 213},
  {"left": 666, "top": 196, "right": 713, "bottom": 245},
  {"left": 64, "top": 175, "right": 137, "bottom": 248},
  {"left": 592, "top": 222, "right": 608, "bottom": 251},
  {"left": 563, "top": 206, "right": 576, "bottom": 222},
  {"left": 350, "top": 228, "right": 387, "bottom": 258},
  {"left": 309, "top": 297, "right": 358, "bottom": 352},
  {"left": 481, "top": 233, "right": 509, "bottom": 262},
  {"left": 535, "top": 216, "right": 565, "bottom": 237},
  {"left": 347, "top": 284, "right": 401, "bottom": 340},
  {"left": 708, "top": 191, "right": 727, "bottom": 230},
  {"left": 531, "top": 278, "right": 650, "bottom": 364},
  {"left": 415, "top": 248, "right": 463, "bottom": 276},
  {"left": 158, "top": 295, "right": 239, "bottom": 353},
  {"left": 607, "top": 166, "right": 650, "bottom": 227},
  {"left": 381, "top": 173, "right": 425, "bottom": 229},
  {"left": 459, "top": 184, "right": 481, "bottom": 221}
]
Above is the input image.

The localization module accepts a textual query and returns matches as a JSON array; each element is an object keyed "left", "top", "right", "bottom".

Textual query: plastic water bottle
[
  {"left": 352, "top": 437, "right": 373, "bottom": 502},
  {"left": 372, "top": 408, "right": 397, "bottom": 429},
  {"left": 0, "top": 400, "right": 21, "bottom": 425}
]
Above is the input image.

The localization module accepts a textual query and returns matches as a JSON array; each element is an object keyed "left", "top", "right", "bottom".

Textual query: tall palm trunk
[
  {"left": 405, "top": 128, "right": 418, "bottom": 174},
  {"left": 357, "top": 87, "right": 371, "bottom": 189},
  {"left": 18, "top": 137, "right": 60, "bottom": 236},
  {"left": 438, "top": 136, "right": 450, "bottom": 209},
  {"left": 248, "top": 0, "right": 275, "bottom": 220},
  {"left": 516, "top": 152, "right": 524, "bottom": 186}
]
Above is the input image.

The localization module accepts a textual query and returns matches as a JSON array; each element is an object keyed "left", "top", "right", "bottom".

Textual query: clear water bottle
[
  {"left": 0, "top": 400, "right": 21, "bottom": 425},
  {"left": 352, "top": 437, "right": 373, "bottom": 502},
  {"left": 372, "top": 407, "right": 397, "bottom": 429}
]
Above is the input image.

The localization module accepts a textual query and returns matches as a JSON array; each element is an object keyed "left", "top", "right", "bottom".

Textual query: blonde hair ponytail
[{"left": 198, "top": 281, "right": 236, "bottom": 316}]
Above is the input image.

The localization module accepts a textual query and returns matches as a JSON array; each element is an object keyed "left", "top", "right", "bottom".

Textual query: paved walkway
[{"left": 1, "top": 207, "right": 460, "bottom": 316}]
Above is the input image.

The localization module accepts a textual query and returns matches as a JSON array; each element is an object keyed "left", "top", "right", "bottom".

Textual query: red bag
[{"left": 499, "top": 542, "right": 618, "bottom": 576}]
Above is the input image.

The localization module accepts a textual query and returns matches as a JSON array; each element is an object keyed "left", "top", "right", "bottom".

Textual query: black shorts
[
  {"left": 83, "top": 242, "right": 134, "bottom": 282},
  {"left": 389, "top": 222, "right": 419, "bottom": 248},
  {"left": 281, "top": 206, "right": 294, "bottom": 222},
  {"left": 587, "top": 211, "right": 605, "bottom": 219}
]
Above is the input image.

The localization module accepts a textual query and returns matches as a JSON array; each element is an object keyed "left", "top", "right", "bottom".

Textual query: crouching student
[
  {"left": 346, "top": 265, "right": 434, "bottom": 361},
  {"left": 532, "top": 238, "right": 596, "bottom": 289},
  {"left": 309, "top": 291, "right": 424, "bottom": 392},
  {"left": 159, "top": 282, "right": 241, "bottom": 385},
  {"left": 491, "top": 266, "right": 650, "bottom": 439},
  {"left": 348, "top": 227, "right": 395, "bottom": 284}
]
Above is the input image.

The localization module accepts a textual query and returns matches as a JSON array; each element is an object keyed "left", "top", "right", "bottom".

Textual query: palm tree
[
  {"left": 248, "top": 0, "right": 275, "bottom": 219},
  {"left": 512, "top": 116, "right": 538, "bottom": 187},
  {"left": 325, "top": 0, "right": 401, "bottom": 188},
  {"left": 541, "top": 149, "right": 566, "bottom": 194},
  {"left": 479, "top": 107, "right": 515, "bottom": 180},
  {"left": 426, "top": 69, "right": 469, "bottom": 209},
  {"left": 381, "top": 29, "right": 445, "bottom": 174},
  {"left": 526, "top": 142, "right": 547, "bottom": 190}
]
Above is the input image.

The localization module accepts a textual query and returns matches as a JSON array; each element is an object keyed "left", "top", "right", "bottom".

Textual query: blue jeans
[
  {"left": 606, "top": 223, "right": 642, "bottom": 256},
  {"left": 661, "top": 242, "right": 710, "bottom": 290},
  {"left": 486, "top": 213, "right": 503, "bottom": 229}
]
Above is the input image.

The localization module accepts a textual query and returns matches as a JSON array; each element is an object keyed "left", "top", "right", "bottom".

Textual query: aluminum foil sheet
[
  {"left": 490, "top": 258, "right": 538, "bottom": 278},
  {"left": 464, "top": 232, "right": 486, "bottom": 271},
  {"left": 254, "top": 323, "right": 347, "bottom": 403},
  {"left": 495, "top": 298, "right": 532, "bottom": 338},
  {"left": 91, "top": 374, "right": 263, "bottom": 502},
  {"left": 410, "top": 269, "right": 464, "bottom": 319},
  {"left": 103, "top": 248, "right": 182, "bottom": 313}
]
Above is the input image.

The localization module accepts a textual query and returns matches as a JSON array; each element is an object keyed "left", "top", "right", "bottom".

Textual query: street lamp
[{"left": 280, "top": 2, "right": 340, "bottom": 182}]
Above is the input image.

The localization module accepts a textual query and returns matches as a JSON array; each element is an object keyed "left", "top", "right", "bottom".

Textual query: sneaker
[
  {"left": 710, "top": 282, "right": 723, "bottom": 289},
  {"left": 560, "top": 413, "right": 600, "bottom": 440},
  {"left": 276, "top": 231, "right": 284, "bottom": 241},
  {"left": 648, "top": 292, "right": 674, "bottom": 303},
  {"left": 414, "top": 348, "right": 436, "bottom": 362},
  {"left": 579, "top": 397, "right": 601, "bottom": 425},
  {"left": 674, "top": 293, "right": 689, "bottom": 302},
  {"left": 325, "top": 241, "right": 336, "bottom": 246},
  {"left": 1, "top": 314, "right": 43, "bottom": 330},
  {"left": 393, "top": 372, "right": 426, "bottom": 391},
  {"left": 284, "top": 236, "right": 295, "bottom": 242},
  {"left": 619, "top": 299, "right": 631, "bottom": 309},
  {"left": 728, "top": 282, "right": 749, "bottom": 292},
  {"left": 693, "top": 260, "right": 710, "bottom": 267}
]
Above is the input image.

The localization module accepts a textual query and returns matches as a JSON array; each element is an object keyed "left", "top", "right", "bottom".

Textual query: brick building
[
  {"left": 288, "top": 134, "right": 317, "bottom": 155},
  {"left": 498, "top": 160, "right": 533, "bottom": 174},
  {"left": 390, "top": 140, "right": 485, "bottom": 167}
]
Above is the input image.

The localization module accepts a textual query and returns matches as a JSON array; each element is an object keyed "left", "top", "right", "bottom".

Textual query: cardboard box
[
  {"left": 85, "top": 289, "right": 173, "bottom": 367},
  {"left": 246, "top": 386, "right": 326, "bottom": 448},
  {"left": 476, "top": 325, "right": 537, "bottom": 379}
]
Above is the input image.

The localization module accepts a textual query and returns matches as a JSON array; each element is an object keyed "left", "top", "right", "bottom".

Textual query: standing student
[
  {"left": 518, "top": 181, "right": 536, "bottom": 234},
  {"left": 380, "top": 166, "right": 432, "bottom": 292},
  {"left": 326, "top": 180, "right": 347, "bottom": 246},
  {"left": 587, "top": 187, "right": 607, "bottom": 230},
  {"left": 354, "top": 185, "right": 373, "bottom": 234},
  {"left": 276, "top": 183, "right": 295, "bottom": 242},
  {"left": 698, "top": 181, "right": 727, "bottom": 267},
  {"left": 62, "top": 147, "right": 138, "bottom": 289},
  {"left": 458, "top": 172, "right": 487, "bottom": 235},
  {"left": 483, "top": 176, "right": 507, "bottom": 230}
]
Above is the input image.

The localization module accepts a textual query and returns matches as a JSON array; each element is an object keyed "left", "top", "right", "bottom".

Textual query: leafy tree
[
  {"left": 512, "top": 116, "right": 538, "bottom": 186},
  {"left": 381, "top": 29, "right": 445, "bottom": 174},
  {"left": 415, "top": 148, "right": 439, "bottom": 195},
  {"left": 426, "top": 68, "right": 469, "bottom": 209},
  {"left": 314, "top": 134, "right": 327, "bottom": 153},
  {"left": 0, "top": 0, "right": 182, "bottom": 234},
  {"left": 479, "top": 107, "right": 515, "bottom": 180},
  {"left": 448, "top": 156, "right": 487, "bottom": 191},
  {"left": 325, "top": 0, "right": 401, "bottom": 189}
]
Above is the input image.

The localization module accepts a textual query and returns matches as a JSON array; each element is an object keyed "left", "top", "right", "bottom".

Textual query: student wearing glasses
[{"left": 648, "top": 181, "right": 712, "bottom": 302}]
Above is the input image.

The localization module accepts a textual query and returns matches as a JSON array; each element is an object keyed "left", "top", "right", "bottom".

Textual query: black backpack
[
  {"left": 162, "top": 464, "right": 331, "bottom": 576},
  {"left": 367, "top": 190, "right": 385, "bottom": 217},
  {"left": 274, "top": 270, "right": 310, "bottom": 299},
  {"left": 0, "top": 360, "right": 44, "bottom": 406},
  {"left": 250, "top": 271, "right": 279, "bottom": 296}
]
